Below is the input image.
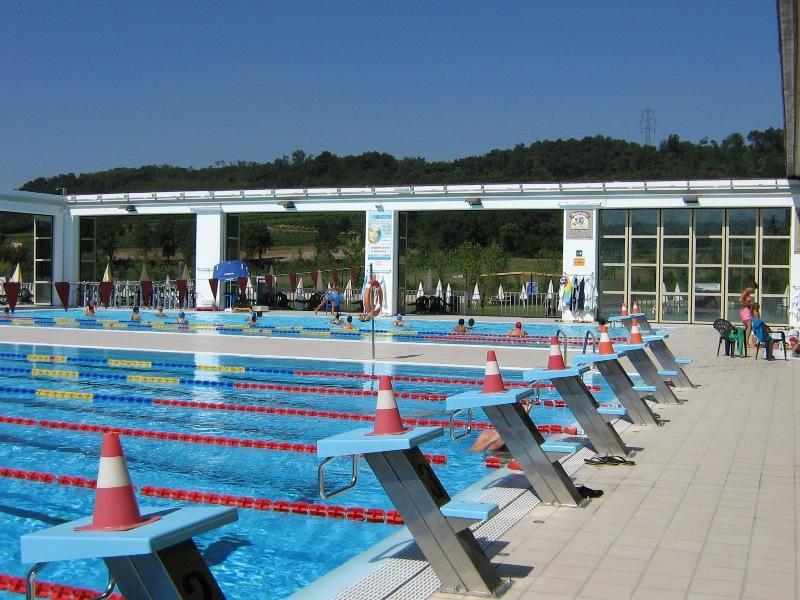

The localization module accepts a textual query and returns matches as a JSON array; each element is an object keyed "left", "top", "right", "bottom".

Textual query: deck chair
[
  {"left": 754, "top": 323, "right": 788, "bottom": 361},
  {"left": 713, "top": 319, "right": 744, "bottom": 357}
]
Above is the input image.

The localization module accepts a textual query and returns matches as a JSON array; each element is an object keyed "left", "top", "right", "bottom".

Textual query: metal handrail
[
  {"left": 582, "top": 331, "right": 598, "bottom": 354},
  {"left": 555, "top": 329, "right": 568, "bottom": 366},
  {"left": 26, "top": 562, "right": 115, "bottom": 600},
  {"left": 318, "top": 454, "right": 359, "bottom": 499},
  {"left": 448, "top": 408, "right": 474, "bottom": 441}
]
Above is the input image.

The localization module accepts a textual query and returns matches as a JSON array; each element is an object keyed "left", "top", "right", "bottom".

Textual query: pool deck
[{"left": 1, "top": 322, "right": 798, "bottom": 599}]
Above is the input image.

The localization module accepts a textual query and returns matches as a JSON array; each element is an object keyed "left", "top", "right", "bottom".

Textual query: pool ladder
[
  {"left": 555, "top": 329, "right": 569, "bottom": 365},
  {"left": 582, "top": 330, "right": 598, "bottom": 355}
]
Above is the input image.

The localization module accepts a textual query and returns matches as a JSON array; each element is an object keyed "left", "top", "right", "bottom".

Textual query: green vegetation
[{"left": 0, "top": 213, "right": 34, "bottom": 279}]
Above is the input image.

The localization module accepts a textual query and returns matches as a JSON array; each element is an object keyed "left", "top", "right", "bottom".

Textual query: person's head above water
[
  {"left": 178, "top": 311, "right": 185, "bottom": 318},
  {"left": 335, "top": 312, "right": 340, "bottom": 319},
  {"left": 346, "top": 315, "right": 353, "bottom": 323},
  {"left": 396, "top": 313, "right": 402, "bottom": 320},
  {"left": 468, "top": 318, "right": 475, "bottom": 327},
  {"left": 458, "top": 318, "right": 465, "bottom": 326},
  {"left": 515, "top": 322, "right": 522, "bottom": 329},
  {"left": 132, "top": 306, "right": 139, "bottom": 314}
]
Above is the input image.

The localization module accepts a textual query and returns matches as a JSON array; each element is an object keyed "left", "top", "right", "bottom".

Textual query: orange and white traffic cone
[
  {"left": 370, "top": 376, "right": 407, "bottom": 435},
  {"left": 547, "top": 336, "right": 566, "bottom": 370},
  {"left": 482, "top": 350, "right": 506, "bottom": 393},
  {"left": 598, "top": 324, "right": 615, "bottom": 355},
  {"left": 75, "top": 433, "right": 160, "bottom": 531},
  {"left": 631, "top": 300, "right": 640, "bottom": 313},
  {"left": 629, "top": 319, "right": 644, "bottom": 344},
  {"left": 620, "top": 302, "right": 628, "bottom": 316}
]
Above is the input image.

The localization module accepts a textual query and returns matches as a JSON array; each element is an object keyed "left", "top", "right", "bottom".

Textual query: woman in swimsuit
[{"left": 740, "top": 281, "right": 758, "bottom": 347}]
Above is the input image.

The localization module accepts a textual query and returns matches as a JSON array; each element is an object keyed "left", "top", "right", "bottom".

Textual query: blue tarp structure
[{"left": 212, "top": 260, "right": 249, "bottom": 281}]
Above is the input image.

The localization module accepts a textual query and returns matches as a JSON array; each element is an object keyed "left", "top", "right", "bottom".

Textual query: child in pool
[
  {"left": 342, "top": 315, "right": 357, "bottom": 330},
  {"left": 330, "top": 312, "right": 342, "bottom": 325},
  {"left": 131, "top": 306, "right": 141, "bottom": 322}
]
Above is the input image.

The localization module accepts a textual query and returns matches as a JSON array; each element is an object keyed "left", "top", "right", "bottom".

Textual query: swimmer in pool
[
  {"left": 247, "top": 311, "right": 258, "bottom": 326},
  {"left": 393, "top": 313, "right": 405, "bottom": 326},
  {"left": 131, "top": 306, "right": 141, "bottom": 322},
  {"left": 342, "top": 315, "right": 357, "bottom": 330},
  {"left": 507, "top": 322, "right": 528, "bottom": 337},
  {"left": 451, "top": 318, "right": 468, "bottom": 334},
  {"left": 84, "top": 303, "right": 96, "bottom": 317},
  {"left": 330, "top": 312, "right": 342, "bottom": 325},
  {"left": 176, "top": 311, "right": 187, "bottom": 325},
  {"left": 154, "top": 306, "right": 166, "bottom": 318}
]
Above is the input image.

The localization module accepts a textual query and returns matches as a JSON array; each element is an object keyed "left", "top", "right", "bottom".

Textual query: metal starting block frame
[
  {"left": 521, "top": 367, "right": 632, "bottom": 457},
  {"left": 571, "top": 352, "right": 660, "bottom": 426},
  {"left": 614, "top": 342, "right": 680, "bottom": 404},
  {"left": 446, "top": 387, "right": 587, "bottom": 507},
  {"left": 607, "top": 312, "right": 654, "bottom": 334},
  {"left": 317, "top": 426, "right": 509, "bottom": 597},
  {"left": 21, "top": 506, "right": 237, "bottom": 600},
  {"left": 642, "top": 334, "right": 694, "bottom": 388}
]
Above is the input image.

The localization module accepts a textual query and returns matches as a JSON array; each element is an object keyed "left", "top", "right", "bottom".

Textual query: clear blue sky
[{"left": 0, "top": 1, "right": 784, "bottom": 186}]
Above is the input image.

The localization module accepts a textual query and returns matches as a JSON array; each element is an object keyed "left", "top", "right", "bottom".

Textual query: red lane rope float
[
  {"left": 230, "top": 381, "right": 447, "bottom": 401},
  {"left": 0, "top": 573, "right": 123, "bottom": 599},
  {"left": 0, "top": 416, "right": 448, "bottom": 465},
  {"left": 0, "top": 466, "right": 405, "bottom": 526}
]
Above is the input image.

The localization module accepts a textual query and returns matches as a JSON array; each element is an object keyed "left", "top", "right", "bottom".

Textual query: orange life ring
[{"left": 363, "top": 281, "right": 383, "bottom": 316}]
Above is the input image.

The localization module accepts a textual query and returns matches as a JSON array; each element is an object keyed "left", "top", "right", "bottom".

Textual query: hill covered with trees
[{"left": 21, "top": 129, "right": 785, "bottom": 195}]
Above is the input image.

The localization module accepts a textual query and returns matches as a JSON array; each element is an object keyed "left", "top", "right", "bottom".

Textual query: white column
[
  {"left": 561, "top": 208, "right": 599, "bottom": 322},
  {"left": 364, "top": 210, "right": 399, "bottom": 316},
  {"left": 194, "top": 209, "right": 225, "bottom": 307},
  {"left": 58, "top": 209, "right": 77, "bottom": 283},
  {"left": 790, "top": 191, "right": 800, "bottom": 327}
]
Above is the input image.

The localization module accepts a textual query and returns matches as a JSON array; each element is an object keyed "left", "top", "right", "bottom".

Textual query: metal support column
[
  {"left": 616, "top": 343, "right": 680, "bottom": 404},
  {"left": 523, "top": 367, "right": 632, "bottom": 457}
]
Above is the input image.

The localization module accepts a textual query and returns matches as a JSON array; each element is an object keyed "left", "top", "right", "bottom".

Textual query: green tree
[
  {"left": 156, "top": 220, "right": 178, "bottom": 261},
  {"left": 241, "top": 221, "right": 274, "bottom": 260},
  {"left": 96, "top": 219, "right": 123, "bottom": 262},
  {"left": 132, "top": 219, "right": 155, "bottom": 260}
]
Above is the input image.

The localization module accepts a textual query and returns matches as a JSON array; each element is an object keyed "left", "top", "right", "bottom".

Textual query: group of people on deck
[{"left": 738, "top": 281, "right": 796, "bottom": 360}]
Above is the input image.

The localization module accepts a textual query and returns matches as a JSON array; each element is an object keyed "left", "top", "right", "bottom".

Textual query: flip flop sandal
[{"left": 584, "top": 456, "right": 617, "bottom": 466}]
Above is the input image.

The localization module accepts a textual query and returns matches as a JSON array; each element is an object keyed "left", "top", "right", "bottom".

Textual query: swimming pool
[
  {"left": 1, "top": 309, "right": 624, "bottom": 347},
  {"left": 0, "top": 342, "right": 618, "bottom": 599}
]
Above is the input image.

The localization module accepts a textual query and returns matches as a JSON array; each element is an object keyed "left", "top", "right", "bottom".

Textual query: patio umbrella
[
  {"left": 471, "top": 282, "right": 481, "bottom": 301},
  {"left": 310, "top": 270, "right": 318, "bottom": 289},
  {"left": 349, "top": 266, "right": 358, "bottom": 289},
  {"left": 445, "top": 283, "right": 452, "bottom": 302},
  {"left": 140, "top": 264, "right": 153, "bottom": 307},
  {"left": 424, "top": 270, "right": 433, "bottom": 295},
  {"left": 208, "top": 278, "right": 219, "bottom": 305},
  {"left": 245, "top": 275, "right": 254, "bottom": 301},
  {"left": 100, "top": 263, "right": 113, "bottom": 308},
  {"left": 497, "top": 284, "right": 505, "bottom": 301},
  {"left": 546, "top": 279, "right": 554, "bottom": 299},
  {"left": 296, "top": 277, "right": 305, "bottom": 297},
  {"left": 661, "top": 280, "right": 668, "bottom": 305},
  {"left": 315, "top": 270, "right": 325, "bottom": 292},
  {"left": 519, "top": 284, "right": 528, "bottom": 302},
  {"left": 416, "top": 282, "right": 424, "bottom": 299},
  {"left": 176, "top": 265, "right": 190, "bottom": 308},
  {"left": 434, "top": 279, "right": 443, "bottom": 298},
  {"left": 674, "top": 283, "right": 681, "bottom": 294},
  {"left": 3, "top": 263, "right": 21, "bottom": 313}
]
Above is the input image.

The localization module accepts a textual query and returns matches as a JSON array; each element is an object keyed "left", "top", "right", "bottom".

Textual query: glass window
[
  {"left": 631, "top": 238, "right": 657, "bottom": 264},
  {"left": 694, "top": 295, "right": 721, "bottom": 322},
  {"left": 662, "top": 209, "right": 691, "bottom": 235},
  {"left": 34, "top": 216, "right": 53, "bottom": 238},
  {"left": 761, "top": 208, "right": 791, "bottom": 236},
  {"left": 759, "top": 296, "right": 789, "bottom": 325},
  {"left": 34, "top": 283, "right": 52, "bottom": 305},
  {"left": 662, "top": 238, "right": 689, "bottom": 264},
  {"left": 661, "top": 294, "right": 689, "bottom": 322},
  {"left": 728, "top": 267, "right": 756, "bottom": 294},
  {"left": 761, "top": 268, "right": 789, "bottom": 295},
  {"left": 631, "top": 209, "right": 658, "bottom": 236},
  {"left": 599, "top": 293, "right": 624, "bottom": 318},
  {"left": 226, "top": 239, "right": 239, "bottom": 260},
  {"left": 695, "top": 267, "right": 721, "bottom": 293},
  {"left": 728, "top": 238, "right": 755, "bottom": 265},
  {"left": 80, "top": 262, "right": 96, "bottom": 281},
  {"left": 34, "top": 260, "right": 52, "bottom": 280},
  {"left": 630, "top": 266, "right": 656, "bottom": 292},
  {"left": 762, "top": 238, "right": 790, "bottom": 265},
  {"left": 694, "top": 210, "right": 723, "bottom": 236},
  {"left": 599, "top": 265, "right": 625, "bottom": 291},
  {"left": 695, "top": 238, "right": 722, "bottom": 264},
  {"left": 35, "top": 238, "right": 52, "bottom": 259},
  {"left": 600, "top": 210, "right": 626, "bottom": 236},
  {"left": 79, "top": 217, "right": 95, "bottom": 238},
  {"left": 662, "top": 267, "right": 689, "bottom": 293},
  {"left": 599, "top": 238, "right": 625, "bottom": 264},
  {"left": 728, "top": 209, "right": 757, "bottom": 236},
  {"left": 631, "top": 294, "right": 657, "bottom": 318}
]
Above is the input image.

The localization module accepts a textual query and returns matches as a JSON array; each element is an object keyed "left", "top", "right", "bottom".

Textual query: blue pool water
[
  {"left": 2, "top": 308, "right": 606, "bottom": 346},
  {"left": 0, "top": 342, "right": 616, "bottom": 599}
]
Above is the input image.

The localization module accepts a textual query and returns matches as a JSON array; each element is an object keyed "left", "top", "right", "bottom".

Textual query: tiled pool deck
[{"left": 1, "top": 321, "right": 797, "bottom": 599}]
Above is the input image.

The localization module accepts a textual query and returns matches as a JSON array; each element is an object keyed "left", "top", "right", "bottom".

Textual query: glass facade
[
  {"left": 79, "top": 217, "right": 96, "bottom": 281},
  {"left": 226, "top": 214, "right": 240, "bottom": 260},
  {"left": 598, "top": 208, "right": 792, "bottom": 324},
  {"left": 33, "top": 216, "right": 53, "bottom": 304}
]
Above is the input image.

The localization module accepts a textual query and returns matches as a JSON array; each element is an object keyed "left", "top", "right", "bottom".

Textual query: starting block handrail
[
  {"left": 582, "top": 331, "right": 598, "bottom": 355},
  {"left": 555, "top": 329, "right": 569, "bottom": 365},
  {"left": 26, "top": 562, "right": 116, "bottom": 600},
  {"left": 318, "top": 454, "right": 359, "bottom": 499},
  {"left": 448, "top": 408, "right": 473, "bottom": 441}
]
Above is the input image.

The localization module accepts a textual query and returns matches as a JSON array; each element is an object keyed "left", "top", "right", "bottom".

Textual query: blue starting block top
[
  {"left": 21, "top": 507, "right": 237, "bottom": 564},
  {"left": 675, "top": 358, "right": 693, "bottom": 366},
  {"left": 441, "top": 500, "right": 499, "bottom": 522},
  {"left": 598, "top": 406, "right": 627, "bottom": 417},
  {"left": 643, "top": 334, "right": 669, "bottom": 342},
  {"left": 633, "top": 384, "right": 657, "bottom": 393},
  {"left": 541, "top": 440, "right": 581, "bottom": 453},
  {"left": 316, "top": 426, "right": 442, "bottom": 458},
  {"left": 607, "top": 312, "right": 646, "bottom": 322},
  {"left": 613, "top": 342, "right": 648, "bottom": 352},
  {"left": 522, "top": 365, "right": 589, "bottom": 383},
  {"left": 657, "top": 369, "right": 678, "bottom": 377},
  {"left": 446, "top": 387, "right": 535, "bottom": 411},
  {"left": 571, "top": 352, "right": 625, "bottom": 365}
]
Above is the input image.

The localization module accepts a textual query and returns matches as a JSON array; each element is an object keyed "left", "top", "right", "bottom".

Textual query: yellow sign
[{"left": 573, "top": 257, "right": 586, "bottom": 266}]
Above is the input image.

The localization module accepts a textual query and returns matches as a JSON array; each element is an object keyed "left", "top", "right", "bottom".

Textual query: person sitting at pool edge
[
  {"left": 330, "top": 312, "right": 342, "bottom": 325},
  {"left": 508, "top": 322, "right": 527, "bottom": 337},
  {"left": 154, "top": 306, "right": 166, "bottom": 318},
  {"left": 176, "top": 311, "right": 187, "bottom": 325},
  {"left": 451, "top": 318, "right": 468, "bottom": 334},
  {"left": 131, "top": 306, "right": 141, "bottom": 322},
  {"left": 393, "top": 313, "right": 405, "bottom": 326},
  {"left": 342, "top": 315, "right": 357, "bottom": 330}
]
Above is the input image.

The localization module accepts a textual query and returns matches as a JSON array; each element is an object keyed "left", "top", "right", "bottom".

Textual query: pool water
[
  {"left": 0, "top": 343, "right": 617, "bottom": 599},
  {"left": 2, "top": 309, "right": 617, "bottom": 347}
]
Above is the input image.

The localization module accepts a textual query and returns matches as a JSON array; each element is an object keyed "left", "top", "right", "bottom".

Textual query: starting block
[
  {"left": 21, "top": 506, "right": 237, "bottom": 599},
  {"left": 642, "top": 334, "right": 695, "bottom": 388},
  {"left": 522, "top": 366, "right": 632, "bottom": 457},
  {"left": 614, "top": 342, "right": 680, "bottom": 404}
]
